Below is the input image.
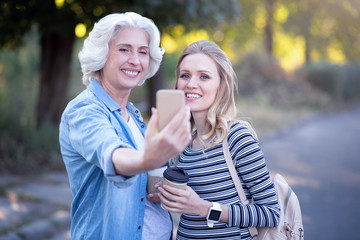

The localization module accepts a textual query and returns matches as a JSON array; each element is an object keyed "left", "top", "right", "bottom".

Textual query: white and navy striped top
[{"left": 175, "top": 123, "right": 280, "bottom": 240}]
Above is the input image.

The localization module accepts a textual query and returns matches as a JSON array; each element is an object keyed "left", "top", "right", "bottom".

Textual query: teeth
[
  {"left": 122, "top": 70, "right": 139, "bottom": 76},
  {"left": 186, "top": 93, "right": 201, "bottom": 99}
]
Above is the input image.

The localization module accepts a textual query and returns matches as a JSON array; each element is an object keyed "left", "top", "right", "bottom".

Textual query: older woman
[{"left": 59, "top": 12, "right": 191, "bottom": 240}]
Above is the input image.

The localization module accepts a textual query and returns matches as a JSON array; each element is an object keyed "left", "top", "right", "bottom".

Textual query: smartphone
[{"left": 156, "top": 89, "right": 185, "bottom": 131}]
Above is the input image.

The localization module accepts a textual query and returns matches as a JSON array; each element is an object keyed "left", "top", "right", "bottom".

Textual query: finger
[
  {"left": 159, "top": 192, "right": 180, "bottom": 211},
  {"left": 146, "top": 192, "right": 160, "bottom": 203},
  {"left": 172, "top": 107, "right": 192, "bottom": 138},
  {"left": 162, "top": 106, "right": 190, "bottom": 134},
  {"left": 162, "top": 108, "right": 192, "bottom": 148},
  {"left": 162, "top": 184, "right": 186, "bottom": 196},
  {"left": 159, "top": 186, "right": 188, "bottom": 208},
  {"left": 145, "top": 108, "right": 158, "bottom": 139},
  {"left": 154, "top": 181, "right": 163, "bottom": 188},
  {"left": 160, "top": 196, "right": 186, "bottom": 213}
]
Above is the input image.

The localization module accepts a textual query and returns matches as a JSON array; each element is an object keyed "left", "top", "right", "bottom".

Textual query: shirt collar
[
  {"left": 88, "top": 78, "right": 142, "bottom": 120},
  {"left": 88, "top": 78, "right": 121, "bottom": 112}
]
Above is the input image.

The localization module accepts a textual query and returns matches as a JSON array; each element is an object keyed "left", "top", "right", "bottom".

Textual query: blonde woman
[{"left": 158, "top": 40, "right": 280, "bottom": 240}]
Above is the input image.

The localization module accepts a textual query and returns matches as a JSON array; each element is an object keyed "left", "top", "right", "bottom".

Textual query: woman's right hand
[
  {"left": 111, "top": 106, "right": 191, "bottom": 176},
  {"left": 143, "top": 106, "right": 191, "bottom": 170}
]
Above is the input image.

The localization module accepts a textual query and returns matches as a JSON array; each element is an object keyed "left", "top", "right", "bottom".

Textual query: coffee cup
[
  {"left": 161, "top": 167, "right": 189, "bottom": 210},
  {"left": 162, "top": 167, "right": 189, "bottom": 190},
  {"left": 147, "top": 165, "right": 167, "bottom": 193}
]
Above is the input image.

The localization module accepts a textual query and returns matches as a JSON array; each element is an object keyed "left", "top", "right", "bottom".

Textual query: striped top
[{"left": 175, "top": 123, "right": 280, "bottom": 240}]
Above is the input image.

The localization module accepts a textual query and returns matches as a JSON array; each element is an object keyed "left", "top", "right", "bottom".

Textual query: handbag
[{"left": 223, "top": 137, "right": 304, "bottom": 240}]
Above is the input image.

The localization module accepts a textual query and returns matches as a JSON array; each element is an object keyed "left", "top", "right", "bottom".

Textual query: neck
[
  {"left": 98, "top": 79, "right": 130, "bottom": 115},
  {"left": 192, "top": 112, "right": 213, "bottom": 148},
  {"left": 192, "top": 112, "right": 209, "bottom": 136}
]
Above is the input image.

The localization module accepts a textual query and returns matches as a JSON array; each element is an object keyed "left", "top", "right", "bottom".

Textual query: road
[{"left": 260, "top": 103, "right": 360, "bottom": 239}]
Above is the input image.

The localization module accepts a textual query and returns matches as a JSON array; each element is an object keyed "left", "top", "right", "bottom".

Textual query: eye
[
  {"left": 119, "top": 48, "right": 129, "bottom": 52},
  {"left": 180, "top": 74, "right": 190, "bottom": 79},
  {"left": 200, "top": 74, "right": 209, "bottom": 80},
  {"left": 139, "top": 50, "right": 148, "bottom": 55}
]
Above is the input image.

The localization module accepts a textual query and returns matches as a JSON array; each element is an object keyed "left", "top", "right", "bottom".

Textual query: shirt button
[
  {"left": 135, "top": 110, "right": 139, "bottom": 114},
  {"left": 138, "top": 226, "right": 141, "bottom": 230},
  {"left": 141, "top": 125, "right": 145, "bottom": 128},
  {"left": 141, "top": 198, "right": 144, "bottom": 202}
]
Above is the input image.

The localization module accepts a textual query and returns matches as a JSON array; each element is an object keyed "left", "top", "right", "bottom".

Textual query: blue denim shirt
[{"left": 59, "top": 79, "right": 148, "bottom": 240}]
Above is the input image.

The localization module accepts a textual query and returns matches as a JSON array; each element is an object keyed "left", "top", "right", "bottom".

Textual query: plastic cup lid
[{"left": 163, "top": 167, "right": 189, "bottom": 183}]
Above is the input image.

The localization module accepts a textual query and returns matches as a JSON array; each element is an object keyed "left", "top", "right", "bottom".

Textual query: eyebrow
[
  {"left": 180, "top": 69, "right": 213, "bottom": 74},
  {"left": 117, "top": 43, "right": 149, "bottom": 49}
]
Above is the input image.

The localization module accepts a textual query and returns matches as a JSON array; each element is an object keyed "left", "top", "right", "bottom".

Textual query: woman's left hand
[
  {"left": 146, "top": 181, "right": 163, "bottom": 203},
  {"left": 158, "top": 184, "right": 210, "bottom": 217},
  {"left": 146, "top": 192, "right": 161, "bottom": 203}
]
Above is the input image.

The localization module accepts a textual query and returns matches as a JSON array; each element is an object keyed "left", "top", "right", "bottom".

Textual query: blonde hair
[
  {"left": 175, "top": 40, "right": 256, "bottom": 147},
  {"left": 78, "top": 12, "right": 165, "bottom": 86}
]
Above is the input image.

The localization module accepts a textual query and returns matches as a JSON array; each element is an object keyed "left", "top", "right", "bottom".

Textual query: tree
[
  {"left": 279, "top": 0, "right": 360, "bottom": 63},
  {"left": 264, "top": 0, "right": 275, "bottom": 57},
  {"left": 0, "top": 0, "right": 241, "bottom": 127}
]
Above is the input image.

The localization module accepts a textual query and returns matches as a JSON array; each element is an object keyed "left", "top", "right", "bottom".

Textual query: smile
[
  {"left": 122, "top": 69, "right": 140, "bottom": 77},
  {"left": 186, "top": 93, "right": 201, "bottom": 99}
]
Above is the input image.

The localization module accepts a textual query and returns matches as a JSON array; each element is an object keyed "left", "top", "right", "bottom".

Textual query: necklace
[{"left": 192, "top": 131, "right": 216, "bottom": 149}]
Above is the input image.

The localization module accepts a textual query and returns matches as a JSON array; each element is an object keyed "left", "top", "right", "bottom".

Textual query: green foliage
[
  {"left": 298, "top": 62, "right": 340, "bottom": 97},
  {"left": 298, "top": 62, "right": 360, "bottom": 102},
  {"left": 340, "top": 62, "right": 360, "bottom": 99},
  {"left": 0, "top": 29, "right": 63, "bottom": 174},
  {"left": 234, "top": 52, "right": 329, "bottom": 109},
  {"left": 0, "top": 119, "right": 63, "bottom": 174},
  {"left": 0, "top": 27, "right": 39, "bottom": 128},
  {"left": 163, "top": 53, "right": 179, "bottom": 88},
  {"left": 0, "top": 0, "right": 241, "bottom": 49},
  {"left": 278, "top": 0, "right": 360, "bottom": 62}
]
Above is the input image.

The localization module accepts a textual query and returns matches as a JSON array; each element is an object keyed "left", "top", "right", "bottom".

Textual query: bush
[
  {"left": 298, "top": 61, "right": 360, "bottom": 102},
  {"left": 0, "top": 117, "right": 64, "bottom": 174},
  {"left": 234, "top": 52, "right": 329, "bottom": 109},
  {"left": 341, "top": 62, "right": 360, "bottom": 100}
]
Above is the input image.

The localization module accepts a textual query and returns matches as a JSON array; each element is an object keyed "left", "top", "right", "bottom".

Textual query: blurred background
[{"left": 0, "top": 0, "right": 359, "bottom": 239}]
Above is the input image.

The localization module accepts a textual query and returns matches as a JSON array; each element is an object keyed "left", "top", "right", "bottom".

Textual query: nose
[
  {"left": 128, "top": 52, "right": 140, "bottom": 65},
  {"left": 185, "top": 76, "right": 197, "bottom": 89}
]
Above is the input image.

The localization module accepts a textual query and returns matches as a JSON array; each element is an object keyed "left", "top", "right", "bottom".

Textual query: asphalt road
[{"left": 260, "top": 103, "right": 360, "bottom": 240}]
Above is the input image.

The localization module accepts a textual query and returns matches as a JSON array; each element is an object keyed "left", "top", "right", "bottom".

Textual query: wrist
[{"left": 200, "top": 201, "right": 213, "bottom": 218}]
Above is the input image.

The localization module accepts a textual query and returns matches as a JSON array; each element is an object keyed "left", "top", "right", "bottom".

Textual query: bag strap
[{"left": 223, "top": 136, "right": 259, "bottom": 238}]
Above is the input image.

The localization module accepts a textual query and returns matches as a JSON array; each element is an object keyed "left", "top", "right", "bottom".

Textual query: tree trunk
[
  {"left": 304, "top": 34, "right": 310, "bottom": 64},
  {"left": 303, "top": 12, "right": 312, "bottom": 64},
  {"left": 36, "top": 33, "right": 75, "bottom": 127},
  {"left": 265, "top": 0, "right": 275, "bottom": 57},
  {"left": 147, "top": 66, "right": 165, "bottom": 115}
]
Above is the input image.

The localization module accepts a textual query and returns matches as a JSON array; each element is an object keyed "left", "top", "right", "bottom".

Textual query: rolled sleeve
[{"left": 103, "top": 142, "right": 138, "bottom": 187}]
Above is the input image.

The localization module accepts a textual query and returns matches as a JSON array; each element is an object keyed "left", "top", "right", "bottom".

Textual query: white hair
[{"left": 78, "top": 12, "right": 165, "bottom": 86}]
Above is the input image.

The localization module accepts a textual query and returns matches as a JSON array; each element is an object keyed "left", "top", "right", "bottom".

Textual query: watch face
[{"left": 208, "top": 209, "right": 222, "bottom": 221}]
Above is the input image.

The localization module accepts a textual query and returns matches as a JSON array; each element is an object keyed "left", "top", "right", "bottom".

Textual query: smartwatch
[{"left": 206, "top": 202, "right": 222, "bottom": 227}]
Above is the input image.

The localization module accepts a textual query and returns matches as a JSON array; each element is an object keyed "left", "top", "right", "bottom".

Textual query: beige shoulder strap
[{"left": 223, "top": 136, "right": 258, "bottom": 238}]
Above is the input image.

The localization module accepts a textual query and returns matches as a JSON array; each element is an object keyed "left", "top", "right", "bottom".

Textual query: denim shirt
[{"left": 59, "top": 79, "right": 147, "bottom": 240}]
